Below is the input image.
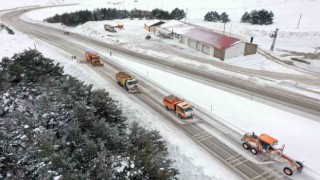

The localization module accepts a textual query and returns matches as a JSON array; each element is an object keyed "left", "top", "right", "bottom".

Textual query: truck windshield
[
  {"left": 127, "top": 80, "right": 138, "bottom": 85},
  {"left": 183, "top": 107, "right": 193, "bottom": 112},
  {"left": 92, "top": 56, "right": 99, "bottom": 60}
]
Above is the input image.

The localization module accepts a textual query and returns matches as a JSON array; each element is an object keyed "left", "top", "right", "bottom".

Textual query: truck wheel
[
  {"left": 242, "top": 143, "right": 249, "bottom": 150},
  {"left": 283, "top": 167, "right": 293, "bottom": 176},
  {"left": 250, "top": 147, "right": 258, "bottom": 155},
  {"left": 117, "top": 82, "right": 121, "bottom": 86},
  {"left": 165, "top": 106, "right": 170, "bottom": 111}
]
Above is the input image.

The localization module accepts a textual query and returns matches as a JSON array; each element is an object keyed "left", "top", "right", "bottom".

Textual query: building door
[
  {"left": 188, "top": 39, "right": 197, "bottom": 49},
  {"left": 202, "top": 45, "right": 210, "bottom": 54},
  {"left": 196, "top": 42, "right": 202, "bottom": 51}
]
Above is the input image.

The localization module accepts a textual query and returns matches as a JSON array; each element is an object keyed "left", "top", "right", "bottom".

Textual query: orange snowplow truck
[
  {"left": 85, "top": 51, "right": 104, "bottom": 66},
  {"left": 242, "top": 132, "right": 303, "bottom": 176},
  {"left": 163, "top": 95, "right": 193, "bottom": 119}
]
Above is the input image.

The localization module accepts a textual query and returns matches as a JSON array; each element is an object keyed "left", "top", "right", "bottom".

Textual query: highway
[
  {"left": 4, "top": 6, "right": 320, "bottom": 122},
  {"left": 2, "top": 6, "right": 320, "bottom": 179}
]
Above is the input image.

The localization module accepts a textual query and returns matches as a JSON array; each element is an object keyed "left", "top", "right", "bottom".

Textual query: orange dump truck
[
  {"left": 163, "top": 95, "right": 193, "bottom": 119},
  {"left": 85, "top": 51, "right": 104, "bottom": 66}
]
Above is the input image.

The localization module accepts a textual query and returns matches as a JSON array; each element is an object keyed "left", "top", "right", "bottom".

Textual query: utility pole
[
  {"left": 270, "top": 28, "right": 279, "bottom": 51},
  {"left": 185, "top": 8, "right": 188, "bottom": 22},
  {"left": 229, "top": 24, "right": 232, "bottom": 36},
  {"left": 223, "top": 23, "right": 226, "bottom": 35},
  {"left": 297, "top": 13, "right": 302, "bottom": 29}
]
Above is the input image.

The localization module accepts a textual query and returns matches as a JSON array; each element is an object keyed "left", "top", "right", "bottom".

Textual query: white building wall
[
  {"left": 181, "top": 36, "right": 188, "bottom": 44},
  {"left": 210, "top": 47, "right": 214, "bottom": 56},
  {"left": 225, "top": 42, "right": 245, "bottom": 59}
]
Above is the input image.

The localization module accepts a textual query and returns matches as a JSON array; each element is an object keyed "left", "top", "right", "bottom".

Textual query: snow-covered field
[{"left": 0, "top": 0, "right": 70, "bottom": 10}]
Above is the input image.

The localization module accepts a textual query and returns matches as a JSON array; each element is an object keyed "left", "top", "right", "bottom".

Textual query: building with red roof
[{"left": 180, "top": 28, "right": 257, "bottom": 60}]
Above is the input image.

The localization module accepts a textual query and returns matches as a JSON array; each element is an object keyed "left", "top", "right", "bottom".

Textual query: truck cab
[
  {"left": 176, "top": 101, "right": 193, "bottom": 118},
  {"left": 125, "top": 78, "right": 138, "bottom": 91}
]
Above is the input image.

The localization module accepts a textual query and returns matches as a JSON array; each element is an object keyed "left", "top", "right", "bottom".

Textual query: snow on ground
[
  {"left": 186, "top": 0, "right": 320, "bottom": 72},
  {"left": 0, "top": 30, "right": 36, "bottom": 58},
  {"left": 0, "top": 0, "right": 73, "bottom": 10},
  {"left": 22, "top": 6, "right": 309, "bottom": 75},
  {"left": 224, "top": 54, "right": 299, "bottom": 73},
  {"left": 0, "top": 22, "right": 238, "bottom": 180},
  {"left": 109, "top": 53, "right": 320, "bottom": 179},
  {"left": 22, "top": 10, "right": 320, "bottom": 100},
  {"left": 19, "top": 7, "right": 320, "bottom": 99}
]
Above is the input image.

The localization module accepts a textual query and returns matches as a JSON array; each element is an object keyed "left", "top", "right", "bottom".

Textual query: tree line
[
  {"left": 44, "top": 8, "right": 185, "bottom": 26},
  {"left": 204, "top": 9, "right": 274, "bottom": 25},
  {"left": 241, "top": 9, "right": 274, "bottom": 25},
  {"left": 204, "top": 11, "right": 230, "bottom": 23},
  {"left": 0, "top": 49, "right": 178, "bottom": 179}
]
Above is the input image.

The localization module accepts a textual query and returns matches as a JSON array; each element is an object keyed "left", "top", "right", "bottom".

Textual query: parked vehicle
[
  {"left": 242, "top": 132, "right": 303, "bottom": 176},
  {"left": 64, "top": 31, "right": 70, "bottom": 35},
  {"left": 116, "top": 72, "right": 140, "bottom": 93},
  {"left": 163, "top": 95, "right": 193, "bottom": 119},
  {"left": 104, "top": 24, "right": 117, "bottom": 32}
]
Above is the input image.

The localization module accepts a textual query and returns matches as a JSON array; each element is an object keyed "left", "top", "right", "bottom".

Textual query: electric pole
[
  {"left": 297, "top": 13, "right": 302, "bottom": 29},
  {"left": 270, "top": 28, "right": 279, "bottom": 52},
  {"left": 185, "top": 8, "right": 188, "bottom": 22}
]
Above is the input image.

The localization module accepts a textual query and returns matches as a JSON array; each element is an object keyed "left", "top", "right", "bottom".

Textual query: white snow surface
[{"left": 0, "top": 0, "right": 73, "bottom": 10}]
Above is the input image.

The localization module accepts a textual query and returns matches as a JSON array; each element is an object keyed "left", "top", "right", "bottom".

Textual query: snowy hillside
[{"left": 15, "top": 0, "right": 320, "bottom": 74}]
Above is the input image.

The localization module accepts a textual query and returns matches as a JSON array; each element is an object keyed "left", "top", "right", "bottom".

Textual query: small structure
[
  {"left": 144, "top": 20, "right": 165, "bottom": 32},
  {"left": 180, "top": 28, "right": 257, "bottom": 60}
]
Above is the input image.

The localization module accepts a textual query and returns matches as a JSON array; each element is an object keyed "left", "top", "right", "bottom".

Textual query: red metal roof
[{"left": 182, "top": 28, "right": 240, "bottom": 51}]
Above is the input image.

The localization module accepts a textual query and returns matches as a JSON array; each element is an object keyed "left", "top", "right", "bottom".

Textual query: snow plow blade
[
  {"left": 183, "top": 116, "right": 202, "bottom": 124},
  {"left": 79, "top": 60, "right": 104, "bottom": 66},
  {"left": 128, "top": 88, "right": 141, "bottom": 93},
  {"left": 92, "top": 63, "right": 104, "bottom": 66}
]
